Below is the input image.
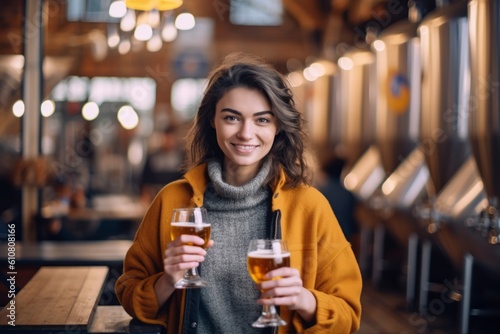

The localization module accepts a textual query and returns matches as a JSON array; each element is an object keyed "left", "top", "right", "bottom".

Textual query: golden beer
[
  {"left": 247, "top": 250, "right": 291, "bottom": 284},
  {"left": 171, "top": 222, "right": 212, "bottom": 248}
]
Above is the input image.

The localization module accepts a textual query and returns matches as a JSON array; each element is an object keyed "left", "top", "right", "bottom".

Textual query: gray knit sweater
[{"left": 197, "top": 160, "right": 271, "bottom": 334}]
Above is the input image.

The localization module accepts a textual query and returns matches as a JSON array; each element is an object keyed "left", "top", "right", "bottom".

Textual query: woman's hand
[
  {"left": 163, "top": 235, "right": 214, "bottom": 286},
  {"left": 154, "top": 236, "right": 214, "bottom": 307},
  {"left": 258, "top": 267, "right": 317, "bottom": 324}
]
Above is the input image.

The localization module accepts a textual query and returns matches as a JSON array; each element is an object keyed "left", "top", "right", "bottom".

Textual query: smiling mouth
[{"left": 233, "top": 144, "right": 258, "bottom": 152}]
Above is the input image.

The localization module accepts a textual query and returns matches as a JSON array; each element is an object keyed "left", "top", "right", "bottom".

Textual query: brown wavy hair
[{"left": 185, "top": 52, "right": 311, "bottom": 189}]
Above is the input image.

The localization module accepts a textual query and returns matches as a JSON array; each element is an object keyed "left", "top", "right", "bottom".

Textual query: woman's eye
[
  {"left": 224, "top": 115, "right": 238, "bottom": 121},
  {"left": 257, "top": 117, "right": 271, "bottom": 123}
]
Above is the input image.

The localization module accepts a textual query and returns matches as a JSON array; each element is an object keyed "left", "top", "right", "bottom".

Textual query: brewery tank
[
  {"left": 416, "top": 0, "right": 488, "bottom": 257},
  {"left": 374, "top": 6, "right": 422, "bottom": 174},
  {"left": 336, "top": 47, "right": 388, "bottom": 203},
  {"left": 468, "top": 0, "right": 500, "bottom": 209},
  {"left": 336, "top": 49, "right": 377, "bottom": 171},
  {"left": 373, "top": 0, "right": 436, "bottom": 209},
  {"left": 418, "top": 0, "right": 471, "bottom": 196}
]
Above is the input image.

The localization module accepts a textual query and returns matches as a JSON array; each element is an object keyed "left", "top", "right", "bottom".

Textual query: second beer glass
[
  {"left": 247, "top": 239, "right": 290, "bottom": 327},
  {"left": 170, "top": 207, "right": 211, "bottom": 288}
]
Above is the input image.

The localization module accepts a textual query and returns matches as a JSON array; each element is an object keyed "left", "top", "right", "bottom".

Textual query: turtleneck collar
[{"left": 207, "top": 159, "right": 270, "bottom": 200}]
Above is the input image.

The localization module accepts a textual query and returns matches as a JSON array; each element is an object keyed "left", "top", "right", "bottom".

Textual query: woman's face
[{"left": 213, "top": 87, "right": 278, "bottom": 175}]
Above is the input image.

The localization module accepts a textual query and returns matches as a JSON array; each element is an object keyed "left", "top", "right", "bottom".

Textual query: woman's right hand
[{"left": 163, "top": 235, "right": 214, "bottom": 286}]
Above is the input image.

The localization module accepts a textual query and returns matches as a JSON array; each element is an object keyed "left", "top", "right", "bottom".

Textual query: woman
[{"left": 116, "top": 53, "right": 362, "bottom": 333}]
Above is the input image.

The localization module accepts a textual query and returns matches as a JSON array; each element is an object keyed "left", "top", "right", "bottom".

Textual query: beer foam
[
  {"left": 247, "top": 250, "right": 290, "bottom": 259},
  {"left": 171, "top": 222, "right": 210, "bottom": 227}
]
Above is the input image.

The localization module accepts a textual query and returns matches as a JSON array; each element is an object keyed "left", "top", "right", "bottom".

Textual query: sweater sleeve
[{"left": 115, "top": 197, "right": 170, "bottom": 326}]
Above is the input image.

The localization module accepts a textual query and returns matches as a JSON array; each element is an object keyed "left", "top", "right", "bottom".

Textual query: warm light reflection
[
  {"left": 175, "top": 13, "right": 195, "bottom": 30},
  {"left": 12, "top": 99, "right": 25, "bottom": 118},
  {"left": 107, "top": 34, "right": 120, "bottom": 48},
  {"left": 11, "top": 55, "right": 25, "bottom": 70},
  {"left": 309, "top": 62, "right": 326, "bottom": 77},
  {"left": 147, "top": 10, "right": 160, "bottom": 27},
  {"left": 118, "top": 38, "right": 131, "bottom": 54},
  {"left": 109, "top": 1, "right": 127, "bottom": 18},
  {"left": 343, "top": 173, "right": 358, "bottom": 191},
  {"left": 134, "top": 23, "right": 153, "bottom": 41},
  {"left": 338, "top": 57, "right": 354, "bottom": 71},
  {"left": 372, "top": 39, "right": 385, "bottom": 52},
  {"left": 82, "top": 101, "right": 100, "bottom": 121},
  {"left": 147, "top": 30, "right": 162, "bottom": 51},
  {"left": 381, "top": 178, "right": 396, "bottom": 196},
  {"left": 117, "top": 105, "right": 139, "bottom": 129},
  {"left": 41, "top": 100, "right": 56, "bottom": 117},
  {"left": 303, "top": 67, "right": 317, "bottom": 82},
  {"left": 287, "top": 71, "right": 303, "bottom": 87},
  {"left": 120, "top": 9, "right": 136, "bottom": 32},
  {"left": 161, "top": 20, "right": 177, "bottom": 41},
  {"left": 128, "top": 139, "right": 144, "bottom": 165}
]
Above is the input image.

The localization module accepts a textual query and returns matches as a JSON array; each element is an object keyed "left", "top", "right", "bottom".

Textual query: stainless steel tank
[
  {"left": 433, "top": 157, "right": 488, "bottom": 270},
  {"left": 374, "top": 17, "right": 422, "bottom": 174},
  {"left": 418, "top": 0, "right": 471, "bottom": 195},
  {"left": 372, "top": 2, "right": 437, "bottom": 212},
  {"left": 468, "top": 0, "right": 500, "bottom": 206},
  {"left": 369, "top": 2, "right": 436, "bottom": 297},
  {"left": 335, "top": 49, "right": 377, "bottom": 171}
]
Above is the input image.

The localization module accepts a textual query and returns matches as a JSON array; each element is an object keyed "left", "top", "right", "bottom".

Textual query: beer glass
[
  {"left": 247, "top": 239, "right": 290, "bottom": 327},
  {"left": 170, "top": 207, "right": 211, "bottom": 288}
]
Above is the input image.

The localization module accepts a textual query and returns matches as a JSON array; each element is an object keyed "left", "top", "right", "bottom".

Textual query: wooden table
[
  {"left": 0, "top": 266, "right": 108, "bottom": 332},
  {"left": 88, "top": 306, "right": 163, "bottom": 334},
  {"left": 0, "top": 240, "right": 132, "bottom": 266}
]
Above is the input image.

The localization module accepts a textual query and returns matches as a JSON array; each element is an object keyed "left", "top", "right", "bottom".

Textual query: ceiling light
[
  {"left": 125, "top": 0, "right": 183, "bottom": 11},
  {"left": 175, "top": 12, "right": 195, "bottom": 30},
  {"left": 147, "top": 30, "right": 163, "bottom": 52},
  {"left": 134, "top": 23, "right": 153, "bottom": 41},
  {"left": 109, "top": 1, "right": 127, "bottom": 18},
  {"left": 161, "top": 12, "right": 177, "bottom": 41},
  {"left": 120, "top": 9, "right": 136, "bottom": 32}
]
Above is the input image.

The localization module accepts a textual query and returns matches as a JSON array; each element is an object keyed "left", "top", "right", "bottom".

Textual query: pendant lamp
[{"left": 125, "top": 0, "right": 183, "bottom": 11}]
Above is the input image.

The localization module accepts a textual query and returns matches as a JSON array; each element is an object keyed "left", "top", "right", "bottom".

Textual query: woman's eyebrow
[{"left": 220, "top": 108, "right": 274, "bottom": 116}]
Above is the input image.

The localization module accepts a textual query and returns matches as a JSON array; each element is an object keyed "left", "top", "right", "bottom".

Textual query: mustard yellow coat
[{"left": 116, "top": 163, "right": 362, "bottom": 333}]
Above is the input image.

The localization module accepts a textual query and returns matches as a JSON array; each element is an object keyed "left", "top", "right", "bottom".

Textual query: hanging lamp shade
[{"left": 125, "top": 0, "right": 183, "bottom": 11}]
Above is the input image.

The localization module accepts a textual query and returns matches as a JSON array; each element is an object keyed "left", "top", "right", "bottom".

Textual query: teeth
[{"left": 235, "top": 145, "right": 255, "bottom": 150}]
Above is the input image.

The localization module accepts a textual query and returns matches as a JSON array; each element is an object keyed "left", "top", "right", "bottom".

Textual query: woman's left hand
[{"left": 258, "top": 267, "right": 317, "bottom": 323}]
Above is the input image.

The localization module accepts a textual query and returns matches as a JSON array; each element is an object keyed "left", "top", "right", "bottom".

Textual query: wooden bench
[{"left": 0, "top": 266, "right": 108, "bottom": 332}]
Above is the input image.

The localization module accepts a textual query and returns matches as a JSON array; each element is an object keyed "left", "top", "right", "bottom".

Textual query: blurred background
[
  {"left": 0, "top": 0, "right": 407, "bottom": 243},
  {"left": 1, "top": 0, "right": 500, "bottom": 332}
]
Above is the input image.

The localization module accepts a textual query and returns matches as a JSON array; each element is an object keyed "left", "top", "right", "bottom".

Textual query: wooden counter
[{"left": 0, "top": 266, "right": 108, "bottom": 332}]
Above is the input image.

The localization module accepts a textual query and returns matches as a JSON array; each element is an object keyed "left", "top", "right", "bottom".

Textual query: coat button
[
  {"left": 191, "top": 322, "right": 197, "bottom": 328},
  {"left": 274, "top": 193, "right": 279, "bottom": 198}
]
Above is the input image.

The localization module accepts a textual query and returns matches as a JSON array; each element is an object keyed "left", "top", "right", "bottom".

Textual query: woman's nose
[{"left": 236, "top": 121, "right": 254, "bottom": 140}]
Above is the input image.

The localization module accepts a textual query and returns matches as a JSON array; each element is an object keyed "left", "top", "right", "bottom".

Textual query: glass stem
[
  {"left": 262, "top": 304, "right": 278, "bottom": 317},
  {"left": 185, "top": 268, "right": 199, "bottom": 278}
]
